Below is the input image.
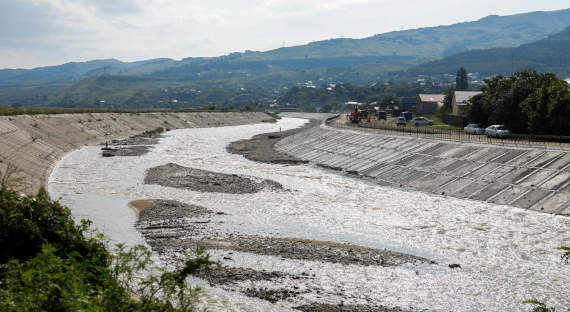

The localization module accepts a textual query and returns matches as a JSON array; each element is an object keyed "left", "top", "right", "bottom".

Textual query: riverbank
[
  {"left": 0, "top": 111, "right": 267, "bottom": 194},
  {"left": 227, "top": 118, "right": 321, "bottom": 164},
  {"left": 276, "top": 124, "right": 570, "bottom": 215}
]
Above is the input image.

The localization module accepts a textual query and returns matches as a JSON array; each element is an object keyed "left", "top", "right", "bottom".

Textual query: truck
[{"left": 402, "top": 111, "right": 413, "bottom": 121}]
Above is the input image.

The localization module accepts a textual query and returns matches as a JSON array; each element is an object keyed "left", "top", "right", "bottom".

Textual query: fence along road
[
  {"left": 331, "top": 118, "right": 570, "bottom": 151},
  {"left": 276, "top": 118, "right": 570, "bottom": 215}
]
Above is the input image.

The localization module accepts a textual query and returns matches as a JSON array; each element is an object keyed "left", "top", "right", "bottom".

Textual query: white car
[
  {"left": 396, "top": 117, "right": 407, "bottom": 126},
  {"left": 412, "top": 117, "right": 434, "bottom": 126},
  {"left": 464, "top": 123, "right": 486, "bottom": 134},
  {"left": 485, "top": 125, "right": 512, "bottom": 137}
]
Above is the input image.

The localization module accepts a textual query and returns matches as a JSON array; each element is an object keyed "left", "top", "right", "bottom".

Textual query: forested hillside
[
  {"left": 410, "top": 27, "right": 570, "bottom": 77},
  {"left": 1, "top": 9, "right": 569, "bottom": 109}
]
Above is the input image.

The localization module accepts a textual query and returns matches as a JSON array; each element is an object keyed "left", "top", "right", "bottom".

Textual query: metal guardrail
[{"left": 327, "top": 118, "right": 570, "bottom": 151}]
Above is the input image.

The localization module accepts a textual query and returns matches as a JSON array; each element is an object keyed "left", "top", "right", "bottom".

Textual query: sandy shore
[{"left": 227, "top": 119, "right": 321, "bottom": 164}]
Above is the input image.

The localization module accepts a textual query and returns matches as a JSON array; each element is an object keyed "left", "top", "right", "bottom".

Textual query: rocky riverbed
[
  {"left": 135, "top": 200, "right": 432, "bottom": 267},
  {"left": 134, "top": 198, "right": 432, "bottom": 307},
  {"left": 294, "top": 303, "right": 403, "bottom": 312},
  {"left": 101, "top": 128, "right": 164, "bottom": 157},
  {"left": 144, "top": 163, "right": 285, "bottom": 193},
  {"left": 49, "top": 117, "right": 570, "bottom": 311}
]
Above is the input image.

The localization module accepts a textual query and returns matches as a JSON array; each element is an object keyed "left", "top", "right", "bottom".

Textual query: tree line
[{"left": 468, "top": 70, "right": 570, "bottom": 135}]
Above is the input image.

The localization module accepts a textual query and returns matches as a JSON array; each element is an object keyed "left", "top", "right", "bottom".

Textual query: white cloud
[{"left": 0, "top": 0, "right": 569, "bottom": 68}]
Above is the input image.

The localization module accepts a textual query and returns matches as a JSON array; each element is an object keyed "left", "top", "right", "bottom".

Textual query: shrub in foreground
[{"left": 0, "top": 188, "right": 214, "bottom": 311}]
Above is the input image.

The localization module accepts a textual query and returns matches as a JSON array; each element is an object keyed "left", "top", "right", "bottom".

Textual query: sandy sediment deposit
[
  {"left": 0, "top": 111, "right": 267, "bottom": 194},
  {"left": 227, "top": 118, "right": 321, "bottom": 164},
  {"left": 144, "top": 163, "right": 285, "bottom": 193}
]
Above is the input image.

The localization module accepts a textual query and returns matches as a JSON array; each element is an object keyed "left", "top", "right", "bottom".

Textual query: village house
[
  {"left": 416, "top": 94, "right": 445, "bottom": 115},
  {"left": 451, "top": 91, "right": 483, "bottom": 117}
]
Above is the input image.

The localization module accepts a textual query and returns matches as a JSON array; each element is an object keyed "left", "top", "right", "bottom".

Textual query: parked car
[
  {"left": 396, "top": 117, "right": 407, "bottom": 126},
  {"left": 412, "top": 117, "right": 434, "bottom": 126},
  {"left": 485, "top": 125, "right": 512, "bottom": 137},
  {"left": 464, "top": 123, "right": 486, "bottom": 134}
]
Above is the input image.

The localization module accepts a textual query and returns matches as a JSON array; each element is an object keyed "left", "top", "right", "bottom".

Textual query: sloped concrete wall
[
  {"left": 0, "top": 112, "right": 268, "bottom": 194},
  {"left": 276, "top": 126, "right": 570, "bottom": 215}
]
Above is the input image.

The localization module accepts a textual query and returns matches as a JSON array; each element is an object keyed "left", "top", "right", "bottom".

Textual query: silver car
[
  {"left": 485, "top": 125, "right": 512, "bottom": 137},
  {"left": 412, "top": 117, "right": 434, "bottom": 126},
  {"left": 464, "top": 123, "right": 486, "bottom": 134}
]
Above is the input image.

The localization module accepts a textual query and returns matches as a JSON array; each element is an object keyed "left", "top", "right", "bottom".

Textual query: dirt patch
[
  {"left": 196, "top": 266, "right": 285, "bottom": 286},
  {"left": 101, "top": 145, "right": 152, "bottom": 157},
  {"left": 294, "top": 303, "right": 402, "bottom": 312},
  {"left": 100, "top": 128, "right": 164, "bottom": 157},
  {"left": 244, "top": 287, "right": 307, "bottom": 303},
  {"left": 149, "top": 235, "right": 432, "bottom": 267},
  {"left": 227, "top": 119, "right": 321, "bottom": 164},
  {"left": 144, "top": 163, "right": 285, "bottom": 194},
  {"left": 128, "top": 199, "right": 156, "bottom": 217},
  {"left": 131, "top": 199, "right": 213, "bottom": 221}
]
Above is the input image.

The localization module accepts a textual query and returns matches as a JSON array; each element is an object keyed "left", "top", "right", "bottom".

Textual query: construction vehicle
[{"left": 347, "top": 101, "right": 365, "bottom": 123}]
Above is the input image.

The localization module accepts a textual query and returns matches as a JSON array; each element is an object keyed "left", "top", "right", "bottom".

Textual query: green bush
[
  {"left": 522, "top": 299, "right": 556, "bottom": 312},
  {"left": 0, "top": 188, "right": 109, "bottom": 272},
  {"left": 0, "top": 188, "right": 215, "bottom": 311}
]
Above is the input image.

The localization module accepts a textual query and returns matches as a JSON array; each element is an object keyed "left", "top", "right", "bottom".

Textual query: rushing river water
[{"left": 49, "top": 117, "right": 569, "bottom": 312}]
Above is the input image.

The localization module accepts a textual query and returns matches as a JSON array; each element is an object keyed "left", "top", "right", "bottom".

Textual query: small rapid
[{"left": 49, "top": 117, "right": 569, "bottom": 311}]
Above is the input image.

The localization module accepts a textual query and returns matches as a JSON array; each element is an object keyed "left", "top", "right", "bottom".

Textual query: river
[{"left": 49, "top": 117, "right": 570, "bottom": 311}]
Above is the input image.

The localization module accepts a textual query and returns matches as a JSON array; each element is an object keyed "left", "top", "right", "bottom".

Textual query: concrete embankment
[
  {"left": 0, "top": 111, "right": 268, "bottom": 194},
  {"left": 276, "top": 124, "right": 570, "bottom": 215}
]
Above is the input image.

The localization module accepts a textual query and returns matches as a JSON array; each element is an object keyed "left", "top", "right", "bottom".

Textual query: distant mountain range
[
  {"left": 409, "top": 26, "right": 570, "bottom": 77},
  {"left": 1, "top": 8, "right": 569, "bottom": 108}
]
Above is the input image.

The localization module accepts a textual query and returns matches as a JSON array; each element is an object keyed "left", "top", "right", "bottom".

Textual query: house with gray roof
[
  {"left": 416, "top": 94, "right": 445, "bottom": 115},
  {"left": 451, "top": 91, "right": 482, "bottom": 117}
]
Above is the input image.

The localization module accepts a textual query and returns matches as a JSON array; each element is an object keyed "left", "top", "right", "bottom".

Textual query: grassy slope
[{"left": 409, "top": 26, "right": 570, "bottom": 77}]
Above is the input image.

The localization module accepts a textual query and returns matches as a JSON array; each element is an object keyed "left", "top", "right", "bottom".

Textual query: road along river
[{"left": 49, "top": 117, "right": 569, "bottom": 311}]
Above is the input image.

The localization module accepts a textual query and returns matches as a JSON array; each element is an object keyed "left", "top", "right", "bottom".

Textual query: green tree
[
  {"left": 456, "top": 67, "right": 468, "bottom": 91},
  {"left": 521, "top": 76, "right": 570, "bottom": 134},
  {"left": 442, "top": 88, "right": 455, "bottom": 112},
  {"left": 469, "top": 70, "right": 570, "bottom": 135}
]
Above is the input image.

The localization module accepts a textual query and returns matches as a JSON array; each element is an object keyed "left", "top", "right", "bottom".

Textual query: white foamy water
[{"left": 49, "top": 117, "right": 570, "bottom": 311}]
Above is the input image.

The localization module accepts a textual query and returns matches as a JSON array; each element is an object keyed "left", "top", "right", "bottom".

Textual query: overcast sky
[{"left": 1, "top": 0, "right": 568, "bottom": 69}]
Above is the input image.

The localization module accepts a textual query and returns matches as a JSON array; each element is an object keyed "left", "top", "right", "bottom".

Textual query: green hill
[
  {"left": 3, "top": 9, "right": 570, "bottom": 86},
  {"left": 241, "top": 9, "right": 570, "bottom": 60},
  {"left": 1, "top": 8, "right": 569, "bottom": 108},
  {"left": 409, "top": 26, "right": 570, "bottom": 77},
  {"left": 145, "top": 9, "right": 570, "bottom": 80}
]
